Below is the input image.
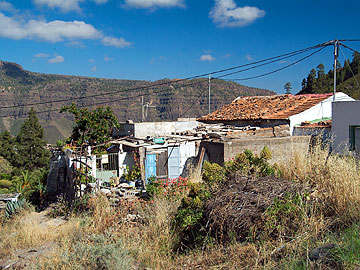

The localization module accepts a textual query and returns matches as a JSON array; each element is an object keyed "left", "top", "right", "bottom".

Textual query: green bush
[
  {"left": 0, "top": 179, "right": 12, "bottom": 190},
  {"left": 34, "top": 234, "right": 133, "bottom": 270}
]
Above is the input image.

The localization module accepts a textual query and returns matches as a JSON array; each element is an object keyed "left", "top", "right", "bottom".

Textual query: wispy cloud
[
  {"left": 33, "top": 0, "right": 83, "bottom": 13},
  {"left": 209, "top": 0, "right": 265, "bottom": 27},
  {"left": 279, "top": 60, "right": 287, "bottom": 64},
  {"left": 89, "top": 58, "right": 95, "bottom": 63},
  {"left": 66, "top": 40, "right": 85, "bottom": 48},
  {"left": 93, "top": 0, "right": 109, "bottom": 4},
  {"left": 245, "top": 54, "right": 253, "bottom": 61},
  {"left": 123, "top": 0, "right": 185, "bottom": 9},
  {"left": 104, "top": 55, "right": 112, "bottom": 61},
  {"left": 91, "top": 65, "right": 97, "bottom": 71},
  {"left": 102, "top": 36, "right": 132, "bottom": 48},
  {"left": 48, "top": 55, "right": 64, "bottom": 63},
  {"left": 0, "top": 12, "right": 132, "bottom": 48},
  {"left": 34, "top": 53, "right": 50, "bottom": 58},
  {"left": 0, "top": 1, "right": 17, "bottom": 13},
  {"left": 200, "top": 54, "right": 216, "bottom": 61}
]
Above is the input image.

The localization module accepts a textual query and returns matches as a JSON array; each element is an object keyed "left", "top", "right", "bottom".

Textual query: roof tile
[{"left": 198, "top": 93, "right": 332, "bottom": 121}]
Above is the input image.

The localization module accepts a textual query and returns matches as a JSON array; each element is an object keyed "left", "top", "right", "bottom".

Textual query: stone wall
[
  {"left": 224, "top": 136, "right": 311, "bottom": 164},
  {"left": 201, "top": 136, "right": 311, "bottom": 166}
]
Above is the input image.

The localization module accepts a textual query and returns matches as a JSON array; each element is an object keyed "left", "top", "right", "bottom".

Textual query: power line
[
  {"left": 0, "top": 42, "right": 327, "bottom": 110},
  {"left": 221, "top": 46, "right": 327, "bottom": 81}
]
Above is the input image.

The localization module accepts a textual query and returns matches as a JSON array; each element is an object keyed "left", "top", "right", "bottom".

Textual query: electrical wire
[
  {"left": 220, "top": 46, "right": 327, "bottom": 81},
  {"left": 338, "top": 44, "right": 360, "bottom": 88},
  {"left": 0, "top": 42, "right": 328, "bottom": 110}
]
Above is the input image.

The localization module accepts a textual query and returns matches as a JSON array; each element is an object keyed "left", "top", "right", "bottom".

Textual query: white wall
[
  {"left": 289, "top": 92, "right": 353, "bottom": 135},
  {"left": 179, "top": 141, "right": 196, "bottom": 171},
  {"left": 332, "top": 100, "right": 360, "bottom": 154},
  {"left": 134, "top": 121, "right": 199, "bottom": 138}
]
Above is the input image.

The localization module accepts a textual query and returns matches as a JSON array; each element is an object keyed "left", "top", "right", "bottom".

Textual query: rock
[
  {"left": 309, "top": 244, "right": 336, "bottom": 261},
  {"left": 100, "top": 188, "right": 111, "bottom": 195},
  {"left": 119, "top": 183, "right": 130, "bottom": 189}
]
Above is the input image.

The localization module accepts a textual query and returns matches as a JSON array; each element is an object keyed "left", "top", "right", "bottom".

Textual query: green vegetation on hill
[
  {"left": 298, "top": 52, "right": 360, "bottom": 99},
  {"left": 0, "top": 60, "right": 275, "bottom": 143}
]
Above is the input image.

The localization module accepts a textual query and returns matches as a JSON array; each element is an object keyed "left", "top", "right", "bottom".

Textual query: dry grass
[
  {"left": 278, "top": 144, "right": 360, "bottom": 227},
  {"left": 0, "top": 207, "right": 81, "bottom": 260}
]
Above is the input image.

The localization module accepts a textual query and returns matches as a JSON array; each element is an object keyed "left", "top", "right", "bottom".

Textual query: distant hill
[
  {"left": 0, "top": 60, "right": 276, "bottom": 143},
  {"left": 297, "top": 52, "right": 360, "bottom": 99}
]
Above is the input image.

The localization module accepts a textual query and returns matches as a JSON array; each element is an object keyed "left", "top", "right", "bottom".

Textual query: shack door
[
  {"left": 168, "top": 146, "right": 180, "bottom": 179},
  {"left": 145, "top": 153, "right": 157, "bottom": 181}
]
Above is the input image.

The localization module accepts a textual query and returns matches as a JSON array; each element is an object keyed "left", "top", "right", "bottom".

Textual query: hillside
[
  {"left": 0, "top": 60, "right": 275, "bottom": 143},
  {"left": 297, "top": 52, "right": 360, "bottom": 99}
]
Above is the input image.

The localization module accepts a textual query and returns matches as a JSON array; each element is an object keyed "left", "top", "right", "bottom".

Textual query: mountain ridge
[{"left": 0, "top": 60, "right": 276, "bottom": 143}]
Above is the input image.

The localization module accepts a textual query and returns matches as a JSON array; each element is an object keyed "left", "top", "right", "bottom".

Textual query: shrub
[
  {"left": 34, "top": 234, "right": 133, "bottom": 270},
  {"left": 0, "top": 179, "right": 12, "bottom": 190}
]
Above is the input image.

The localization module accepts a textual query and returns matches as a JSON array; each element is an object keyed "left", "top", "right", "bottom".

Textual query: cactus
[{"left": 5, "top": 199, "right": 24, "bottom": 218}]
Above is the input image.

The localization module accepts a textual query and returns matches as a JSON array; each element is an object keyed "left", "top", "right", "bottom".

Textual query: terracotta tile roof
[
  {"left": 198, "top": 93, "right": 332, "bottom": 122},
  {"left": 298, "top": 120, "right": 332, "bottom": 128}
]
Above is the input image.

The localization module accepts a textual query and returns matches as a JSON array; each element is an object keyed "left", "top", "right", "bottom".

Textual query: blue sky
[{"left": 0, "top": 0, "right": 359, "bottom": 94}]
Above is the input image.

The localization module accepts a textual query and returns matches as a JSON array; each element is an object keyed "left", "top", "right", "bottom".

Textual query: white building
[{"left": 332, "top": 100, "right": 360, "bottom": 154}]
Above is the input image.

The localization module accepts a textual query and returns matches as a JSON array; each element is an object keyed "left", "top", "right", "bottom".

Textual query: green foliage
[
  {"left": 34, "top": 234, "right": 133, "bottom": 270},
  {"left": 60, "top": 103, "right": 120, "bottom": 153},
  {"left": 262, "top": 192, "right": 307, "bottom": 239},
  {"left": 224, "top": 147, "right": 276, "bottom": 177},
  {"left": 0, "top": 131, "right": 17, "bottom": 168},
  {"left": 299, "top": 52, "right": 360, "bottom": 99},
  {"left": 16, "top": 108, "right": 50, "bottom": 170},
  {"left": 202, "top": 162, "right": 225, "bottom": 191},
  {"left": 123, "top": 152, "right": 141, "bottom": 181},
  {"left": 0, "top": 179, "right": 12, "bottom": 190},
  {"left": 284, "top": 82, "right": 292, "bottom": 94},
  {"left": 5, "top": 199, "right": 25, "bottom": 218}
]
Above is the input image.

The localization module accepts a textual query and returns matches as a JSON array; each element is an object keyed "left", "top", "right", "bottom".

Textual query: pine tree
[
  {"left": 0, "top": 130, "right": 18, "bottom": 167},
  {"left": 16, "top": 108, "right": 50, "bottom": 171},
  {"left": 284, "top": 82, "right": 292, "bottom": 94}
]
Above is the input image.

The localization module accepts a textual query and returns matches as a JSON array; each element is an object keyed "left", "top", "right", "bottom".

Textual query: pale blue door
[
  {"left": 168, "top": 146, "right": 180, "bottom": 179},
  {"left": 145, "top": 153, "right": 157, "bottom": 182}
]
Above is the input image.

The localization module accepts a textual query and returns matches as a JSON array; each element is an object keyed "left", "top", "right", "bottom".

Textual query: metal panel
[
  {"left": 168, "top": 146, "right": 180, "bottom": 179},
  {"left": 145, "top": 153, "right": 157, "bottom": 181}
]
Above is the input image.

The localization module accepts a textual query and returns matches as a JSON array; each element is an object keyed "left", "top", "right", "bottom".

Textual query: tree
[
  {"left": 60, "top": 103, "right": 120, "bottom": 153},
  {"left": 16, "top": 108, "right": 50, "bottom": 171},
  {"left": 0, "top": 130, "right": 18, "bottom": 167},
  {"left": 301, "top": 78, "right": 307, "bottom": 90},
  {"left": 284, "top": 82, "right": 292, "bottom": 94}
]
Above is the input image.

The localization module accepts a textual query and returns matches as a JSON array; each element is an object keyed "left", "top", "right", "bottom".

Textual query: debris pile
[{"left": 204, "top": 173, "right": 304, "bottom": 242}]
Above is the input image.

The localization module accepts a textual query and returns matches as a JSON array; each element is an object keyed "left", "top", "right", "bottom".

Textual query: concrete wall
[
  {"left": 224, "top": 136, "right": 311, "bottom": 164},
  {"left": 289, "top": 92, "right": 354, "bottom": 135},
  {"left": 332, "top": 100, "right": 360, "bottom": 154},
  {"left": 116, "top": 121, "right": 199, "bottom": 138},
  {"left": 134, "top": 121, "right": 199, "bottom": 138},
  {"left": 202, "top": 136, "right": 310, "bottom": 165}
]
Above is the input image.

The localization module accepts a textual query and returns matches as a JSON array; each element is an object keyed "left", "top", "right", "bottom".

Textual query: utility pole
[
  {"left": 333, "top": 40, "right": 339, "bottom": 102},
  {"left": 208, "top": 74, "right": 211, "bottom": 114},
  {"left": 141, "top": 96, "right": 156, "bottom": 122},
  {"left": 141, "top": 96, "right": 144, "bottom": 122}
]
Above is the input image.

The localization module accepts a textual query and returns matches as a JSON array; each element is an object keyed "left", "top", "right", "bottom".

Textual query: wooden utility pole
[{"left": 333, "top": 40, "right": 339, "bottom": 101}]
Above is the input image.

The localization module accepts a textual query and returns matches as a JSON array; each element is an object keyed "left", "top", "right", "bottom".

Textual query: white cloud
[
  {"left": 0, "top": 12, "right": 132, "bottom": 48},
  {"left": 279, "top": 60, "right": 287, "bottom": 64},
  {"left": 209, "top": 0, "right": 265, "bottom": 27},
  {"left": 34, "top": 52, "right": 50, "bottom": 58},
  {"left": 93, "top": 0, "right": 108, "bottom": 4},
  {"left": 124, "top": 0, "right": 184, "bottom": 9},
  {"left": 245, "top": 54, "right": 253, "bottom": 61},
  {"left": 224, "top": 53, "right": 232, "bottom": 58},
  {"left": 0, "top": 1, "right": 17, "bottom": 13},
  {"left": 102, "top": 36, "right": 132, "bottom": 48},
  {"left": 33, "top": 0, "right": 83, "bottom": 13},
  {"left": 48, "top": 55, "right": 64, "bottom": 63},
  {"left": 89, "top": 58, "right": 95, "bottom": 63},
  {"left": 200, "top": 54, "right": 215, "bottom": 61},
  {"left": 91, "top": 65, "right": 97, "bottom": 71},
  {"left": 66, "top": 40, "right": 85, "bottom": 48},
  {"left": 104, "top": 55, "right": 112, "bottom": 61}
]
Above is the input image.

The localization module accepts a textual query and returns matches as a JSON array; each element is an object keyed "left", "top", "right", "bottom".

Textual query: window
[{"left": 349, "top": 125, "right": 360, "bottom": 151}]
